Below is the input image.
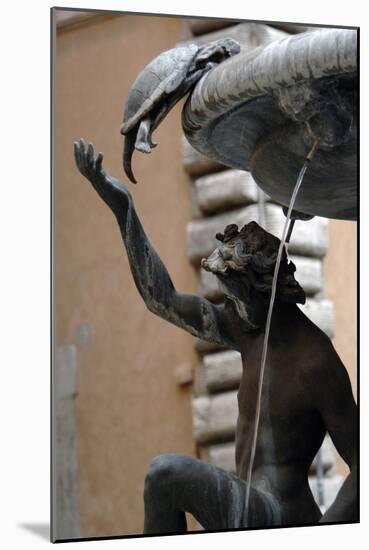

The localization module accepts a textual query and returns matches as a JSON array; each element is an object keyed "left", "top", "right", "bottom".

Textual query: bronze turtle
[{"left": 120, "top": 38, "right": 240, "bottom": 183}]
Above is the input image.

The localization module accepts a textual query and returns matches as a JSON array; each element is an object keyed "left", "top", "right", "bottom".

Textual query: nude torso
[{"left": 235, "top": 304, "right": 327, "bottom": 523}]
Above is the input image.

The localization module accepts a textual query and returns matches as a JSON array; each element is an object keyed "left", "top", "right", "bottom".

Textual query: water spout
[{"left": 245, "top": 140, "right": 319, "bottom": 520}]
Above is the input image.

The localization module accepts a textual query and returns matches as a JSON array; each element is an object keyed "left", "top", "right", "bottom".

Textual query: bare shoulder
[
  {"left": 300, "top": 323, "right": 354, "bottom": 410},
  {"left": 297, "top": 311, "right": 351, "bottom": 389}
]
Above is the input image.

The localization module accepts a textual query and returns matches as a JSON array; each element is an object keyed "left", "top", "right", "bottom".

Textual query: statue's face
[
  {"left": 201, "top": 236, "right": 250, "bottom": 275},
  {"left": 201, "top": 222, "right": 305, "bottom": 319},
  {"left": 201, "top": 222, "right": 283, "bottom": 326},
  {"left": 201, "top": 221, "right": 278, "bottom": 277},
  {"left": 201, "top": 235, "right": 253, "bottom": 310}
]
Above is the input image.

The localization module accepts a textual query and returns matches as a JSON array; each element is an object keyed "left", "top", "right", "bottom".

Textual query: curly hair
[{"left": 215, "top": 222, "right": 306, "bottom": 305}]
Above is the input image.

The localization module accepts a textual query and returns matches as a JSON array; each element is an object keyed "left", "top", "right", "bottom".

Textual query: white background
[{"left": 1, "top": 0, "right": 367, "bottom": 548}]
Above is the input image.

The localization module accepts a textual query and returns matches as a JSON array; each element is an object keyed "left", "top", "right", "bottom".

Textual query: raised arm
[
  {"left": 311, "top": 342, "right": 358, "bottom": 523},
  {"left": 74, "top": 139, "right": 239, "bottom": 350}
]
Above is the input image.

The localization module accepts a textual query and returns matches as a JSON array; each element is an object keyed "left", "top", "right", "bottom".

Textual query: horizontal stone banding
[{"left": 186, "top": 203, "right": 328, "bottom": 264}]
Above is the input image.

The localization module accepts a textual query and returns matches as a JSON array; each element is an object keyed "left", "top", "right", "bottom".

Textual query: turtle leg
[
  {"left": 204, "top": 62, "right": 216, "bottom": 71},
  {"left": 135, "top": 118, "right": 155, "bottom": 154},
  {"left": 148, "top": 131, "right": 158, "bottom": 149}
]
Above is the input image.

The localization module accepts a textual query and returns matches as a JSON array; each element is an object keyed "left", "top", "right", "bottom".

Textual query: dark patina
[
  {"left": 74, "top": 139, "right": 357, "bottom": 532},
  {"left": 120, "top": 38, "right": 240, "bottom": 183}
]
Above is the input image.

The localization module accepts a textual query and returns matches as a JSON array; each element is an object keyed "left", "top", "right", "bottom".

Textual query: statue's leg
[{"left": 143, "top": 454, "right": 283, "bottom": 534}]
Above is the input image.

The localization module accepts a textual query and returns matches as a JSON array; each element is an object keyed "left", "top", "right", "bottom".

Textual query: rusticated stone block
[
  {"left": 309, "top": 474, "right": 343, "bottom": 511},
  {"left": 290, "top": 255, "right": 324, "bottom": 296},
  {"left": 187, "top": 203, "right": 328, "bottom": 265},
  {"left": 299, "top": 299, "right": 335, "bottom": 338},
  {"left": 192, "top": 391, "right": 238, "bottom": 444},
  {"left": 183, "top": 136, "right": 225, "bottom": 178},
  {"left": 208, "top": 442, "right": 236, "bottom": 472},
  {"left": 310, "top": 436, "right": 336, "bottom": 475},
  {"left": 204, "top": 350, "right": 242, "bottom": 392},
  {"left": 194, "top": 169, "right": 263, "bottom": 214},
  {"left": 186, "top": 204, "right": 260, "bottom": 265}
]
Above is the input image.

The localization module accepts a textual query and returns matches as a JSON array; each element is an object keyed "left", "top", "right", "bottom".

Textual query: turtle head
[
  {"left": 214, "top": 37, "right": 241, "bottom": 58},
  {"left": 194, "top": 38, "right": 240, "bottom": 69},
  {"left": 192, "top": 38, "right": 240, "bottom": 70}
]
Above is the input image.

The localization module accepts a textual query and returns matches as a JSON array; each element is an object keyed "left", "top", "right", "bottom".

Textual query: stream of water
[{"left": 244, "top": 141, "right": 319, "bottom": 519}]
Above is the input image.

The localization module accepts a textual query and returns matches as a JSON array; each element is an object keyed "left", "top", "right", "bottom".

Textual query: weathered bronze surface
[
  {"left": 120, "top": 38, "right": 240, "bottom": 183},
  {"left": 74, "top": 139, "right": 357, "bottom": 532},
  {"left": 182, "top": 29, "right": 357, "bottom": 220}
]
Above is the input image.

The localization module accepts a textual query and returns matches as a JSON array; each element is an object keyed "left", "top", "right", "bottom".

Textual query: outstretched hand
[
  {"left": 74, "top": 138, "right": 106, "bottom": 185},
  {"left": 74, "top": 138, "right": 131, "bottom": 216}
]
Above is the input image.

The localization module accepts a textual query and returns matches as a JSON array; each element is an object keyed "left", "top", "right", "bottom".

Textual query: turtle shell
[{"left": 121, "top": 43, "right": 199, "bottom": 134}]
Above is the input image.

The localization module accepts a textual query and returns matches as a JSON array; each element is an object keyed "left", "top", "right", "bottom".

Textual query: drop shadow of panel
[{"left": 18, "top": 523, "right": 50, "bottom": 541}]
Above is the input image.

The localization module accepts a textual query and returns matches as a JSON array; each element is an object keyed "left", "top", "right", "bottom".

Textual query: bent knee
[{"left": 144, "top": 454, "right": 191, "bottom": 495}]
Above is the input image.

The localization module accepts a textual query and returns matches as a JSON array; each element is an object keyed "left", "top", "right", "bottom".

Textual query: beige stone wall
[
  {"left": 55, "top": 12, "right": 198, "bottom": 537},
  {"left": 324, "top": 220, "right": 357, "bottom": 476},
  {"left": 325, "top": 221, "right": 357, "bottom": 397}
]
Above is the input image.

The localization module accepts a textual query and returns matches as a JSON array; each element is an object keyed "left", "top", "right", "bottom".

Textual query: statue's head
[{"left": 201, "top": 221, "right": 305, "bottom": 326}]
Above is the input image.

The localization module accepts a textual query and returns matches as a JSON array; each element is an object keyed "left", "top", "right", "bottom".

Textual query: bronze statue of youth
[{"left": 74, "top": 139, "right": 357, "bottom": 532}]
